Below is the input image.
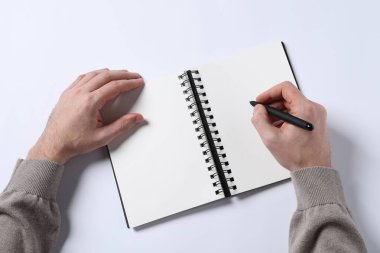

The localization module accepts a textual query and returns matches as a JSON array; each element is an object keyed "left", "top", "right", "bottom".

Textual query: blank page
[
  {"left": 108, "top": 75, "right": 223, "bottom": 228},
  {"left": 197, "top": 42, "right": 295, "bottom": 194}
]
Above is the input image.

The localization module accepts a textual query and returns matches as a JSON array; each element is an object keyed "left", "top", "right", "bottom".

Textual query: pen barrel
[{"left": 265, "top": 106, "right": 313, "bottom": 131}]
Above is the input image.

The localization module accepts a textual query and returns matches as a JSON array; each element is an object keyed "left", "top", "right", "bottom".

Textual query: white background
[{"left": 1, "top": 1, "right": 379, "bottom": 252}]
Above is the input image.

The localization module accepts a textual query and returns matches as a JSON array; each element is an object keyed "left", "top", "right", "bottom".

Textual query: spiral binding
[{"left": 178, "top": 70, "right": 237, "bottom": 197}]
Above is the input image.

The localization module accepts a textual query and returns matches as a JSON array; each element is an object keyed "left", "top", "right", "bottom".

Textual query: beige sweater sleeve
[
  {"left": 0, "top": 159, "right": 64, "bottom": 253},
  {"left": 0, "top": 161, "right": 368, "bottom": 253},
  {"left": 290, "top": 167, "right": 367, "bottom": 253}
]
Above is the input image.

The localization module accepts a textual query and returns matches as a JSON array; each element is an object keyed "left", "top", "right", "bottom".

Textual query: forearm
[
  {"left": 289, "top": 167, "right": 367, "bottom": 253},
  {"left": 0, "top": 159, "right": 63, "bottom": 253}
]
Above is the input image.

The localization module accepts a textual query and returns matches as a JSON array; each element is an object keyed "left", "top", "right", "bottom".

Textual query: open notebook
[{"left": 106, "top": 42, "right": 298, "bottom": 228}]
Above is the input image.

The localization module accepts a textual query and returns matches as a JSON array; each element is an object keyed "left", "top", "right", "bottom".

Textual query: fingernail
[{"left": 135, "top": 114, "right": 144, "bottom": 124}]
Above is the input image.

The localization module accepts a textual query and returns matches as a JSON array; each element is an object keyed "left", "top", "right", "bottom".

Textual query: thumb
[
  {"left": 98, "top": 113, "right": 144, "bottom": 145},
  {"left": 251, "top": 104, "right": 279, "bottom": 145}
]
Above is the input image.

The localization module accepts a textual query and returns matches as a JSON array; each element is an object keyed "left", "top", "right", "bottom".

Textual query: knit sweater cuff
[
  {"left": 5, "top": 159, "right": 64, "bottom": 201},
  {"left": 291, "top": 167, "right": 346, "bottom": 210}
]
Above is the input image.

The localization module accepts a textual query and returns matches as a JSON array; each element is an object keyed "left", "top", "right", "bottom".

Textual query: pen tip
[
  {"left": 306, "top": 123, "right": 314, "bottom": 131},
  {"left": 249, "top": 101, "right": 257, "bottom": 106}
]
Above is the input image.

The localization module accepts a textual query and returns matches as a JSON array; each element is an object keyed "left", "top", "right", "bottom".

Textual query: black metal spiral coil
[{"left": 178, "top": 70, "right": 237, "bottom": 196}]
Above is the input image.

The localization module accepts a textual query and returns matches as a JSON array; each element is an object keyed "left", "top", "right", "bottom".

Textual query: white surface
[{"left": 0, "top": 0, "right": 379, "bottom": 252}]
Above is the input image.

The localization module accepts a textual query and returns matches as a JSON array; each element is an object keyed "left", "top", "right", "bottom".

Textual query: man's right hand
[{"left": 251, "top": 81, "right": 331, "bottom": 171}]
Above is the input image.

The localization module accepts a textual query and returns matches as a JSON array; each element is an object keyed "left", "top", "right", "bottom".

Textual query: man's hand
[
  {"left": 251, "top": 81, "right": 331, "bottom": 171},
  {"left": 27, "top": 69, "right": 144, "bottom": 164}
]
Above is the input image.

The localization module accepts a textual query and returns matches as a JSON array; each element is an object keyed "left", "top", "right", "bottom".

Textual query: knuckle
[
  {"left": 83, "top": 71, "right": 93, "bottom": 77},
  {"left": 62, "top": 87, "right": 77, "bottom": 98},
  {"left": 96, "top": 68, "right": 109, "bottom": 75},
  {"left": 95, "top": 132, "right": 108, "bottom": 146},
  {"left": 99, "top": 71, "right": 112, "bottom": 82},
  {"left": 107, "top": 80, "right": 123, "bottom": 94},
  {"left": 304, "top": 101, "right": 327, "bottom": 120},
  {"left": 303, "top": 101, "right": 315, "bottom": 115},
  {"left": 72, "top": 87, "right": 84, "bottom": 96},
  {"left": 277, "top": 81, "right": 294, "bottom": 90},
  {"left": 282, "top": 81, "right": 294, "bottom": 87},
  {"left": 110, "top": 80, "right": 122, "bottom": 88},
  {"left": 82, "top": 94, "right": 95, "bottom": 107}
]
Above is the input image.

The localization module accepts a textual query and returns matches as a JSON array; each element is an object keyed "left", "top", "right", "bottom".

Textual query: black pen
[{"left": 249, "top": 101, "right": 314, "bottom": 131}]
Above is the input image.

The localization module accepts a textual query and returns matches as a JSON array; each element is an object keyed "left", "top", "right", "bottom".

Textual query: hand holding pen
[
  {"left": 250, "top": 101, "right": 314, "bottom": 131},
  {"left": 250, "top": 81, "right": 331, "bottom": 171}
]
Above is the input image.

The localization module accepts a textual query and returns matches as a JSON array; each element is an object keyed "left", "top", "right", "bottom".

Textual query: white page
[
  {"left": 197, "top": 42, "right": 294, "bottom": 194},
  {"left": 107, "top": 75, "right": 223, "bottom": 228}
]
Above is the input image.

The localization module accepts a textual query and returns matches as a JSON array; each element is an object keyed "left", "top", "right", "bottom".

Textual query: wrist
[
  {"left": 294, "top": 157, "right": 331, "bottom": 171},
  {"left": 27, "top": 138, "right": 69, "bottom": 165}
]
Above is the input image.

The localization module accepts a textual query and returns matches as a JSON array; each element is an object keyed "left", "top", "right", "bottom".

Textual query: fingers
[
  {"left": 256, "top": 81, "right": 304, "bottom": 105},
  {"left": 68, "top": 68, "right": 137, "bottom": 91},
  {"left": 267, "top": 101, "right": 287, "bottom": 111},
  {"left": 272, "top": 119, "right": 285, "bottom": 127},
  {"left": 75, "top": 68, "right": 110, "bottom": 88},
  {"left": 84, "top": 70, "right": 141, "bottom": 92},
  {"left": 66, "top": 74, "right": 85, "bottom": 90},
  {"left": 97, "top": 113, "right": 144, "bottom": 145},
  {"left": 254, "top": 101, "right": 288, "bottom": 124},
  {"left": 94, "top": 77, "right": 144, "bottom": 108},
  {"left": 251, "top": 104, "right": 280, "bottom": 148}
]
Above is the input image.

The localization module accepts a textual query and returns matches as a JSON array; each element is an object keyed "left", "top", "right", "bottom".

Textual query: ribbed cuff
[
  {"left": 5, "top": 159, "right": 64, "bottom": 201},
  {"left": 291, "top": 167, "right": 346, "bottom": 210}
]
